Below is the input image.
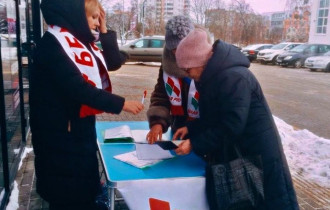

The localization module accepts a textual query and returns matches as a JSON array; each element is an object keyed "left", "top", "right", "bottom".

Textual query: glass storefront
[{"left": 0, "top": 0, "right": 30, "bottom": 208}]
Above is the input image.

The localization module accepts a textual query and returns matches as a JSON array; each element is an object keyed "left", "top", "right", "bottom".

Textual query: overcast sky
[
  {"left": 109, "top": 0, "right": 288, "bottom": 14},
  {"left": 225, "top": 0, "right": 287, "bottom": 14}
]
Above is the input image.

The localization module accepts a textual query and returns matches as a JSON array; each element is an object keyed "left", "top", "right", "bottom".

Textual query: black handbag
[{"left": 206, "top": 145, "right": 265, "bottom": 210}]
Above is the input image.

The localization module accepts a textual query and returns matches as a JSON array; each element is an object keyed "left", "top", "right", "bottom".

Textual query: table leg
[{"left": 110, "top": 187, "right": 115, "bottom": 210}]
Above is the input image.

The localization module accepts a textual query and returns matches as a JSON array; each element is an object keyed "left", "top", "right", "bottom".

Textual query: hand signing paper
[{"left": 146, "top": 124, "right": 163, "bottom": 144}]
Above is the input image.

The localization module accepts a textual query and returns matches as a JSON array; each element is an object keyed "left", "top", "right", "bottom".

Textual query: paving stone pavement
[{"left": 16, "top": 63, "right": 330, "bottom": 209}]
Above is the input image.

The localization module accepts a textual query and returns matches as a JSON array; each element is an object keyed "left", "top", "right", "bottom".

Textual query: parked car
[
  {"left": 304, "top": 51, "right": 330, "bottom": 72},
  {"left": 241, "top": 44, "right": 273, "bottom": 62},
  {"left": 276, "top": 44, "right": 330, "bottom": 68},
  {"left": 257, "top": 42, "right": 303, "bottom": 65},
  {"left": 119, "top": 36, "right": 165, "bottom": 63}
]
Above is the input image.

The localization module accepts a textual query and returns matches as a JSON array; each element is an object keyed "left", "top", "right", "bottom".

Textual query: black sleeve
[
  {"left": 188, "top": 73, "right": 251, "bottom": 156},
  {"left": 99, "top": 30, "right": 123, "bottom": 70},
  {"left": 36, "top": 33, "right": 125, "bottom": 114}
]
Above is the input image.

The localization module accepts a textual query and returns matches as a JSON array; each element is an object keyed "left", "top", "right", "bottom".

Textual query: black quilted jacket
[{"left": 188, "top": 40, "right": 299, "bottom": 209}]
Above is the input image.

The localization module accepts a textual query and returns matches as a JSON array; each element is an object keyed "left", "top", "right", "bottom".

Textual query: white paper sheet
[
  {"left": 104, "top": 125, "right": 133, "bottom": 139},
  {"left": 113, "top": 151, "right": 162, "bottom": 168},
  {"left": 135, "top": 144, "right": 174, "bottom": 160},
  {"left": 131, "top": 130, "right": 149, "bottom": 143}
]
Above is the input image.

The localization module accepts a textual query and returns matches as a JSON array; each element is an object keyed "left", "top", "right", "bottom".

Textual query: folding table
[{"left": 96, "top": 121, "right": 208, "bottom": 210}]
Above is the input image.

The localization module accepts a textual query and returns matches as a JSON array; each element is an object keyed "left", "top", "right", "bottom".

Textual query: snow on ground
[
  {"left": 274, "top": 116, "right": 330, "bottom": 188},
  {"left": 5, "top": 181, "right": 18, "bottom": 210},
  {"left": 6, "top": 147, "right": 33, "bottom": 210},
  {"left": 17, "top": 147, "right": 33, "bottom": 170}
]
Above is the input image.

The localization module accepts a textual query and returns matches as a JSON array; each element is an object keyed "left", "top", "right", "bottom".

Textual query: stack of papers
[
  {"left": 104, "top": 125, "right": 134, "bottom": 143},
  {"left": 114, "top": 151, "right": 163, "bottom": 169},
  {"left": 135, "top": 144, "right": 174, "bottom": 160},
  {"left": 107, "top": 126, "right": 182, "bottom": 169},
  {"left": 114, "top": 144, "right": 174, "bottom": 169}
]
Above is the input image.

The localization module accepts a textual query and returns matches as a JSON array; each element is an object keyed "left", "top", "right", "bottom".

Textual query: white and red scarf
[
  {"left": 163, "top": 72, "right": 200, "bottom": 119},
  {"left": 48, "top": 25, "right": 111, "bottom": 118}
]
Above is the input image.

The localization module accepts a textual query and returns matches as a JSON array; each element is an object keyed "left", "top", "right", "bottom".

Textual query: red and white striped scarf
[
  {"left": 48, "top": 25, "right": 111, "bottom": 118},
  {"left": 163, "top": 72, "right": 199, "bottom": 119}
]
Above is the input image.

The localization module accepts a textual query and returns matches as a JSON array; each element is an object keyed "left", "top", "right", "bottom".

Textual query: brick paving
[{"left": 15, "top": 63, "right": 330, "bottom": 209}]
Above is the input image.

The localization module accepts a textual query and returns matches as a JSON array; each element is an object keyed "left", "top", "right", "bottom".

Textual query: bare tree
[
  {"left": 286, "top": 0, "right": 310, "bottom": 11},
  {"left": 229, "top": 0, "right": 254, "bottom": 45},
  {"left": 205, "top": 0, "right": 271, "bottom": 45},
  {"left": 190, "top": 0, "right": 218, "bottom": 26}
]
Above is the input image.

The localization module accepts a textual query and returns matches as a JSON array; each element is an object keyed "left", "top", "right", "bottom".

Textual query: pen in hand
[{"left": 141, "top": 90, "right": 147, "bottom": 103}]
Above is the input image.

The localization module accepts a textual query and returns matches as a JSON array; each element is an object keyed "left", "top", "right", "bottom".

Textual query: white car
[
  {"left": 257, "top": 42, "right": 303, "bottom": 65},
  {"left": 304, "top": 51, "right": 330, "bottom": 72}
]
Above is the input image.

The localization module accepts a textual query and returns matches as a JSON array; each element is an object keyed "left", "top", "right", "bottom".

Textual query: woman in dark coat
[
  {"left": 173, "top": 29, "right": 299, "bottom": 209},
  {"left": 30, "top": 0, "right": 143, "bottom": 209}
]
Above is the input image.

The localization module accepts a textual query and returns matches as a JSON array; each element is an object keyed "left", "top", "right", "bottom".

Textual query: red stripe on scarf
[{"left": 171, "top": 106, "right": 184, "bottom": 116}]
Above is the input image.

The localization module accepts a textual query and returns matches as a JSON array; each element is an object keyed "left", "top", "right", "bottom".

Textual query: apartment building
[
  {"left": 309, "top": 0, "right": 330, "bottom": 44},
  {"left": 140, "top": 0, "right": 189, "bottom": 30}
]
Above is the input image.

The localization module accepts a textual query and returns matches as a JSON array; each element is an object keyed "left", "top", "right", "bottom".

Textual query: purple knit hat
[{"left": 175, "top": 29, "right": 212, "bottom": 68}]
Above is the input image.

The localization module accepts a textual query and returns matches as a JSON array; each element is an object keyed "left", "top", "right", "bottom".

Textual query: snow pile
[
  {"left": 18, "top": 147, "right": 33, "bottom": 170},
  {"left": 6, "top": 147, "right": 33, "bottom": 210},
  {"left": 5, "top": 181, "right": 19, "bottom": 210},
  {"left": 274, "top": 116, "right": 330, "bottom": 188}
]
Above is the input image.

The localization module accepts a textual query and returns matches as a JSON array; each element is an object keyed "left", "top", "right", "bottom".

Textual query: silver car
[
  {"left": 119, "top": 36, "right": 165, "bottom": 63},
  {"left": 304, "top": 51, "right": 330, "bottom": 72},
  {"left": 257, "top": 42, "right": 303, "bottom": 65}
]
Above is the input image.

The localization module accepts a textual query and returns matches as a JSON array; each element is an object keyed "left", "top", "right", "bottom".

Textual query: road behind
[{"left": 250, "top": 63, "right": 330, "bottom": 139}]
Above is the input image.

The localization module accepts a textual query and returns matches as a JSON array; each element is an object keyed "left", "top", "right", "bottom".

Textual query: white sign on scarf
[
  {"left": 163, "top": 72, "right": 182, "bottom": 106},
  {"left": 163, "top": 72, "right": 199, "bottom": 118},
  {"left": 47, "top": 25, "right": 108, "bottom": 89},
  {"left": 187, "top": 80, "right": 200, "bottom": 118}
]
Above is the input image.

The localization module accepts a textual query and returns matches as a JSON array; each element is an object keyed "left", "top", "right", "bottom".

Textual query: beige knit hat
[{"left": 175, "top": 29, "right": 212, "bottom": 69}]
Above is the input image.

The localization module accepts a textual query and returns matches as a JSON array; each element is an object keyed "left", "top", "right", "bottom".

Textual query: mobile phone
[{"left": 155, "top": 141, "right": 178, "bottom": 150}]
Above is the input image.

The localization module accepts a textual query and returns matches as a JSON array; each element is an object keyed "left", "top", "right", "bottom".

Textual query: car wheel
[
  {"left": 294, "top": 60, "right": 303, "bottom": 68},
  {"left": 325, "top": 63, "right": 330, "bottom": 72},
  {"left": 272, "top": 56, "right": 278, "bottom": 65},
  {"left": 310, "top": 69, "right": 316, "bottom": 72}
]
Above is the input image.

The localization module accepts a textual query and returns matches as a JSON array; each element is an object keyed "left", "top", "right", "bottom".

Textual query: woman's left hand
[
  {"left": 172, "top": 126, "right": 188, "bottom": 140},
  {"left": 99, "top": 5, "right": 107, "bottom": 33},
  {"left": 174, "top": 139, "right": 192, "bottom": 155}
]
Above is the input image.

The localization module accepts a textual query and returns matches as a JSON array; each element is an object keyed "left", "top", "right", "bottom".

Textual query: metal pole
[{"left": 142, "top": 0, "right": 146, "bottom": 37}]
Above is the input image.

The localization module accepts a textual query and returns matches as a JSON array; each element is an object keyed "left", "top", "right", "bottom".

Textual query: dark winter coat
[
  {"left": 188, "top": 40, "right": 299, "bottom": 209},
  {"left": 147, "top": 47, "right": 192, "bottom": 133},
  {"left": 30, "top": 0, "right": 124, "bottom": 204}
]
